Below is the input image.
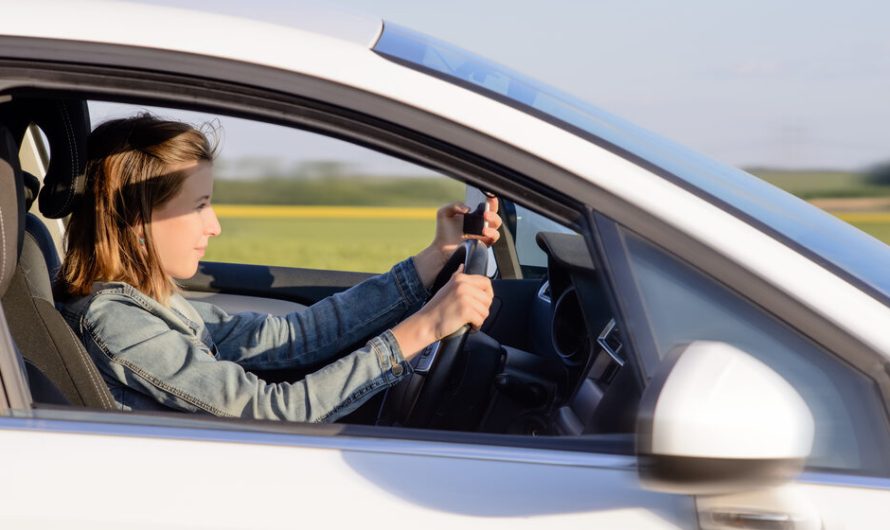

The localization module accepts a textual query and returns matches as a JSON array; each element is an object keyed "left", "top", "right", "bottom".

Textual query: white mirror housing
[{"left": 637, "top": 341, "right": 815, "bottom": 495}]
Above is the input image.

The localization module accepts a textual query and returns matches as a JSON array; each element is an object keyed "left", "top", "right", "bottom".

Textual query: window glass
[
  {"left": 88, "top": 102, "right": 463, "bottom": 272},
  {"left": 513, "top": 204, "right": 576, "bottom": 270},
  {"left": 618, "top": 227, "right": 890, "bottom": 474}
]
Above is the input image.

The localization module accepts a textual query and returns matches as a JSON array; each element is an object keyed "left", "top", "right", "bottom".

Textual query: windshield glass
[{"left": 374, "top": 23, "right": 890, "bottom": 304}]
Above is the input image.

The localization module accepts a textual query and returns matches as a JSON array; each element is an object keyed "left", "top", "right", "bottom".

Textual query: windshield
[{"left": 374, "top": 23, "right": 890, "bottom": 304}]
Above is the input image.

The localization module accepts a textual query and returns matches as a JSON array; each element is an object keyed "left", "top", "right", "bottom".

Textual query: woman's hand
[
  {"left": 413, "top": 196, "right": 503, "bottom": 290},
  {"left": 392, "top": 265, "right": 494, "bottom": 359}
]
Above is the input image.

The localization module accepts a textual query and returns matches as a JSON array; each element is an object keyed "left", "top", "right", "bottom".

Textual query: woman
[{"left": 60, "top": 113, "right": 500, "bottom": 422}]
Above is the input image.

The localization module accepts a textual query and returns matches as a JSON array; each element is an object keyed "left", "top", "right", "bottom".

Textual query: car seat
[{"left": 0, "top": 96, "right": 115, "bottom": 409}]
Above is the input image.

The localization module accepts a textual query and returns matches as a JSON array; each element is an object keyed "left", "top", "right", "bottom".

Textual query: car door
[{"left": 0, "top": 43, "right": 701, "bottom": 530}]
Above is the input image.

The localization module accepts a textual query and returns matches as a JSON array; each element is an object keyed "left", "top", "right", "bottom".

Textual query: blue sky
[{"left": 117, "top": 0, "right": 890, "bottom": 171}]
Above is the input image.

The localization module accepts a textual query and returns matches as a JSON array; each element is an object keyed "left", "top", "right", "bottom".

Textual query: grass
[
  {"left": 204, "top": 177, "right": 458, "bottom": 271},
  {"left": 748, "top": 169, "right": 890, "bottom": 199},
  {"left": 213, "top": 176, "right": 464, "bottom": 206},
  {"left": 204, "top": 204, "right": 890, "bottom": 274},
  {"left": 204, "top": 215, "right": 437, "bottom": 272},
  {"left": 202, "top": 169, "right": 890, "bottom": 272}
]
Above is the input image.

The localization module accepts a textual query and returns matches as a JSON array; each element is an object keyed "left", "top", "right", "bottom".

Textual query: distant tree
[
  {"left": 865, "top": 161, "right": 890, "bottom": 186},
  {"left": 295, "top": 160, "right": 353, "bottom": 180}
]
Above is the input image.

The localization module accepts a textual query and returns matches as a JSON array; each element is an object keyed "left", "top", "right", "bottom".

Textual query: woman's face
[{"left": 150, "top": 160, "right": 221, "bottom": 279}]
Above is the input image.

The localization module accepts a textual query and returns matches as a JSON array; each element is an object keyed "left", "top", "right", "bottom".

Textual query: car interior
[{"left": 0, "top": 90, "right": 642, "bottom": 449}]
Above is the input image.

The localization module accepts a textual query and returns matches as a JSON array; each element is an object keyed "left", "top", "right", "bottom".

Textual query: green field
[
  {"left": 213, "top": 176, "right": 464, "bottom": 206},
  {"left": 204, "top": 206, "right": 890, "bottom": 274},
  {"left": 204, "top": 170, "right": 890, "bottom": 271},
  {"left": 204, "top": 176, "right": 459, "bottom": 271},
  {"left": 749, "top": 169, "right": 890, "bottom": 199},
  {"left": 204, "top": 216, "right": 436, "bottom": 272}
]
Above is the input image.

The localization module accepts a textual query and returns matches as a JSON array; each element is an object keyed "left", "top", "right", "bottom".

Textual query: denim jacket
[{"left": 60, "top": 258, "right": 429, "bottom": 423}]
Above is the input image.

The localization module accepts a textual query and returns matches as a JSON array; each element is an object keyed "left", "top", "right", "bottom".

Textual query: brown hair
[{"left": 61, "top": 113, "right": 216, "bottom": 303}]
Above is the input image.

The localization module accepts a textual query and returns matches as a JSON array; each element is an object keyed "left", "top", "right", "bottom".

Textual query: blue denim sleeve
[
  {"left": 80, "top": 292, "right": 410, "bottom": 423},
  {"left": 192, "top": 257, "right": 429, "bottom": 370}
]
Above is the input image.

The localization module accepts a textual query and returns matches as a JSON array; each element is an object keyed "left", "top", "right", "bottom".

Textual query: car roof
[{"left": 0, "top": 0, "right": 383, "bottom": 59}]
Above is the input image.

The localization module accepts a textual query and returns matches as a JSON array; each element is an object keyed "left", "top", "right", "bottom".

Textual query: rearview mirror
[{"left": 637, "top": 341, "right": 814, "bottom": 495}]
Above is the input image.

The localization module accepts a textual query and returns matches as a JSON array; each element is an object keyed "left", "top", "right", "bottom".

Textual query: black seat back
[{"left": 0, "top": 100, "right": 115, "bottom": 409}]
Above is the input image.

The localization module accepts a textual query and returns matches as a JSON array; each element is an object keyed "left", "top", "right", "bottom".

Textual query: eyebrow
[{"left": 194, "top": 195, "right": 211, "bottom": 203}]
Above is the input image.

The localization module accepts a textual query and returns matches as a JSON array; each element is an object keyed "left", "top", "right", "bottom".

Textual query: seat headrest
[
  {"left": 34, "top": 100, "right": 90, "bottom": 219},
  {"left": 0, "top": 125, "right": 24, "bottom": 296},
  {"left": 0, "top": 97, "right": 90, "bottom": 219},
  {"left": 22, "top": 171, "right": 40, "bottom": 212}
]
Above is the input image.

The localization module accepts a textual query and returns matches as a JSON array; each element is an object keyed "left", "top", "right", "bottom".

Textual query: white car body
[{"left": 1, "top": 1, "right": 888, "bottom": 528}]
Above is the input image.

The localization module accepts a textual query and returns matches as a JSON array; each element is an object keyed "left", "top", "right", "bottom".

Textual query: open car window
[
  {"left": 0, "top": 94, "right": 640, "bottom": 456},
  {"left": 89, "top": 101, "right": 463, "bottom": 274}
]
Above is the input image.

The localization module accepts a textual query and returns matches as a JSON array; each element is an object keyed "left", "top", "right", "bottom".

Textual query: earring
[{"left": 138, "top": 237, "right": 145, "bottom": 245}]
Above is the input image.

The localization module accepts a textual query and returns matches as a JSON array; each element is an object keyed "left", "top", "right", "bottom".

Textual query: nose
[{"left": 205, "top": 206, "right": 222, "bottom": 237}]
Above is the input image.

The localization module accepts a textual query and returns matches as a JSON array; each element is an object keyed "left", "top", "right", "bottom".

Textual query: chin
[{"left": 170, "top": 264, "right": 200, "bottom": 280}]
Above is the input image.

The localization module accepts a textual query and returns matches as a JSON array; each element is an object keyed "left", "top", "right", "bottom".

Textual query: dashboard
[
  {"left": 389, "top": 231, "right": 641, "bottom": 436},
  {"left": 530, "top": 232, "right": 641, "bottom": 435}
]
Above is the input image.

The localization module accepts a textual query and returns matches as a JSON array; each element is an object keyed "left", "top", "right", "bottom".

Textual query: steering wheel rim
[{"left": 379, "top": 238, "right": 488, "bottom": 428}]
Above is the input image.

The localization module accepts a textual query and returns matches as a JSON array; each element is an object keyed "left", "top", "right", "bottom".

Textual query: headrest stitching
[
  {"left": 0, "top": 206, "right": 7, "bottom": 288},
  {"left": 56, "top": 103, "right": 79, "bottom": 218}
]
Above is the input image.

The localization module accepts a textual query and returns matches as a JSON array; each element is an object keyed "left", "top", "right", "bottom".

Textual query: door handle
[{"left": 701, "top": 509, "right": 812, "bottom": 530}]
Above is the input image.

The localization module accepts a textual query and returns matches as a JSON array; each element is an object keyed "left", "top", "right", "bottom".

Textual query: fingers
[
  {"left": 451, "top": 274, "right": 493, "bottom": 331},
  {"left": 425, "top": 270, "right": 494, "bottom": 338},
  {"left": 440, "top": 201, "right": 470, "bottom": 220},
  {"left": 486, "top": 196, "right": 499, "bottom": 215},
  {"left": 473, "top": 208, "right": 501, "bottom": 246},
  {"left": 465, "top": 301, "right": 490, "bottom": 331},
  {"left": 480, "top": 227, "right": 500, "bottom": 246},
  {"left": 483, "top": 209, "right": 502, "bottom": 229},
  {"left": 452, "top": 283, "right": 491, "bottom": 331},
  {"left": 450, "top": 270, "right": 493, "bottom": 296}
]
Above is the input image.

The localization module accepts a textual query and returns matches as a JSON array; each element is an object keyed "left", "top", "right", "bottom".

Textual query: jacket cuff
[
  {"left": 394, "top": 257, "right": 431, "bottom": 309},
  {"left": 369, "top": 329, "right": 413, "bottom": 383}
]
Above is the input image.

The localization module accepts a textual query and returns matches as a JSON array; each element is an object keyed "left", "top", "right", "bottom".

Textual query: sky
[{"left": 108, "top": 0, "right": 890, "bottom": 172}]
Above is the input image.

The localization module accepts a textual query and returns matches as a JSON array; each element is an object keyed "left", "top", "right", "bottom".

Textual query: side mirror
[{"left": 637, "top": 341, "right": 814, "bottom": 495}]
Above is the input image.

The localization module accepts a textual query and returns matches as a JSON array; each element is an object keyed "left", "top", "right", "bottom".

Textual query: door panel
[
  {"left": 796, "top": 480, "right": 890, "bottom": 527},
  {"left": 182, "top": 261, "right": 374, "bottom": 306},
  {"left": 0, "top": 419, "right": 697, "bottom": 529},
  {"left": 183, "top": 291, "right": 307, "bottom": 316}
]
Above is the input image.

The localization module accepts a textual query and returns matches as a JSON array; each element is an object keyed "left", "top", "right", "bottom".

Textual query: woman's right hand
[{"left": 391, "top": 265, "right": 493, "bottom": 359}]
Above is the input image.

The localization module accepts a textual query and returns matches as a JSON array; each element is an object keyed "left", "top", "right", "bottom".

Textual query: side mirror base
[{"left": 639, "top": 454, "right": 805, "bottom": 495}]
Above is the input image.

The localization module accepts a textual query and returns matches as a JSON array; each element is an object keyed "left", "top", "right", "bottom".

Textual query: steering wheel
[{"left": 379, "top": 238, "right": 489, "bottom": 428}]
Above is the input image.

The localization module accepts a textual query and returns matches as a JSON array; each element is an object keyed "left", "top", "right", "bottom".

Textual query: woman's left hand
[{"left": 413, "top": 196, "right": 503, "bottom": 290}]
